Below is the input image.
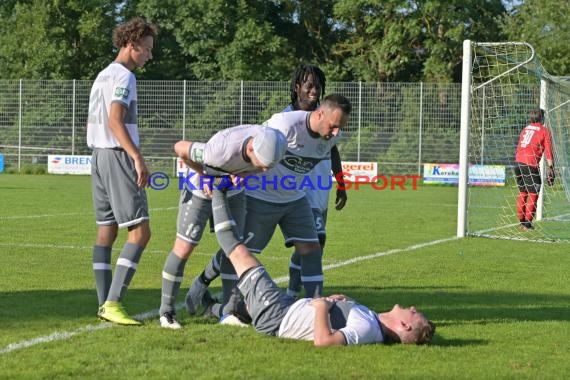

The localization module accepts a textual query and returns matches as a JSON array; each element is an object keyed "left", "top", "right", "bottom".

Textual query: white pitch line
[
  {"left": 0, "top": 242, "right": 166, "bottom": 254},
  {"left": 273, "top": 236, "right": 458, "bottom": 283},
  {"left": 0, "top": 207, "right": 178, "bottom": 220},
  {"left": 0, "top": 242, "right": 89, "bottom": 250},
  {"left": 0, "top": 235, "right": 456, "bottom": 355},
  {"left": 0, "top": 242, "right": 233, "bottom": 258},
  {"left": 0, "top": 212, "right": 86, "bottom": 220},
  {"left": 0, "top": 323, "right": 110, "bottom": 355},
  {"left": 0, "top": 242, "right": 291, "bottom": 260}
]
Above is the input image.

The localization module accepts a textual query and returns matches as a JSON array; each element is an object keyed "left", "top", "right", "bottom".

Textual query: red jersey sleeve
[{"left": 543, "top": 126, "right": 554, "bottom": 162}]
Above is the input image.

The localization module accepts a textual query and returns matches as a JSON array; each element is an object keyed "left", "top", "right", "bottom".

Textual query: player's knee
[
  {"left": 96, "top": 225, "right": 118, "bottom": 246},
  {"left": 130, "top": 223, "right": 151, "bottom": 247},
  {"left": 172, "top": 239, "right": 195, "bottom": 258},
  {"left": 295, "top": 242, "right": 321, "bottom": 255}
]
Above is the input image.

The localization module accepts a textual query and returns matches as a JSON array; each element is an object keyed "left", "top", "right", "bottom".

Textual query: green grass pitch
[{"left": 0, "top": 174, "right": 569, "bottom": 379}]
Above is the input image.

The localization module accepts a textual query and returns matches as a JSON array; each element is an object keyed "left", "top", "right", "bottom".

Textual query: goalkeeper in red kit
[{"left": 514, "top": 108, "right": 555, "bottom": 230}]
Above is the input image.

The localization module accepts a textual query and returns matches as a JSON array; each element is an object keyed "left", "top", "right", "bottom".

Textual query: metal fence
[{"left": 0, "top": 80, "right": 461, "bottom": 175}]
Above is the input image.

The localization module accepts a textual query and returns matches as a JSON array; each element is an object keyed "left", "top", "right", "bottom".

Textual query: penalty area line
[
  {"left": 0, "top": 235, "right": 456, "bottom": 356},
  {"left": 0, "top": 207, "right": 178, "bottom": 220},
  {"left": 273, "top": 235, "right": 458, "bottom": 283},
  {"left": 0, "top": 323, "right": 110, "bottom": 355}
]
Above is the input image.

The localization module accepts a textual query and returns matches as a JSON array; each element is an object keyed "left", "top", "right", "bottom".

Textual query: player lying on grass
[{"left": 210, "top": 189, "right": 436, "bottom": 346}]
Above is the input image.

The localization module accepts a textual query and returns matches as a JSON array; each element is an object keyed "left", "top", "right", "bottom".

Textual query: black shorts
[{"left": 514, "top": 163, "right": 541, "bottom": 193}]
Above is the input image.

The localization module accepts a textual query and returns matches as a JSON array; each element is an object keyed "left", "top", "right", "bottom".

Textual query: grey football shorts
[
  {"left": 514, "top": 162, "right": 541, "bottom": 194},
  {"left": 237, "top": 266, "right": 296, "bottom": 335},
  {"left": 91, "top": 148, "right": 149, "bottom": 228},
  {"left": 312, "top": 208, "right": 327, "bottom": 239},
  {"left": 243, "top": 195, "right": 319, "bottom": 252},
  {"left": 177, "top": 189, "right": 246, "bottom": 245}
]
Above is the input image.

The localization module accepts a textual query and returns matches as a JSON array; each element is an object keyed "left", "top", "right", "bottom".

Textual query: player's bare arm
[
  {"left": 310, "top": 297, "right": 347, "bottom": 347},
  {"left": 108, "top": 102, "right": 149, "bottom": 188},
  {"left": 173, "top": 140, "right": 206, "bottom": 175}
]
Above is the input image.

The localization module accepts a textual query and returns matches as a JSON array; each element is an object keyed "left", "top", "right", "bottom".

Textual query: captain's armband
[{"left": 189, "top": 142, "right": 206, "bottom": 164}]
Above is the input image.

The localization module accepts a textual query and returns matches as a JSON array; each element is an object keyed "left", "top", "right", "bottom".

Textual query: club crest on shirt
[
  {"left": 114, "top": 87, "right": 130, "bottom": 99},
  {"left": 282, "top": 154, "right": 320, "bottom": 174}
]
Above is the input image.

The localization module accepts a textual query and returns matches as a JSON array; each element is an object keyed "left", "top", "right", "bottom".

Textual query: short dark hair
[
  {"left": 112, "top": 17, "right": 158, "bottom": 49},
  {"left": 529, "top": 108, "right": 545, "bottom": 123},
  {"left": 321, "top": 94, "right": 352, "bottom": 115},
  {"left": 290, "top": 64, "right": 326, "bottom": 106}
]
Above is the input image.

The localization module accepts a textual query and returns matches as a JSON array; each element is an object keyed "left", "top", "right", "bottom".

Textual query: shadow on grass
[
  {"left": 430, "top": 337, "right": 488, "bottom": 347},
  {"left": 322, "top": 286, "right": 570, "bottom": 324},
  {"left": 0, "top": 186, "right": 38, "bottom": 190},
  {"left": 0, "top": 288, "right": 161, "bottom": 324},
  {"left": 2, "top": 286, "right": 569, "bottom": 327}
]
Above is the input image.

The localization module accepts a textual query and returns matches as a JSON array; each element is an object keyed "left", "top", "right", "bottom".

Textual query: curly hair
[
  {"left": 289, "top": 64, "right": 326, "bottom": 106},
  {"left": 112, "top": 17, "right": 158, "bottom": 49}
]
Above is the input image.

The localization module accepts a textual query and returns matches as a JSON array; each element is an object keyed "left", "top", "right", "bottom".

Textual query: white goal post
[{"left": 457, "top": 40, "right": 570, "bottom": 242}]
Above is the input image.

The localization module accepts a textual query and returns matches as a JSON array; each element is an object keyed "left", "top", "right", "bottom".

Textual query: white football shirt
[
  {"left": 282, "top": 106, "right": 332, "bottom": 212},
  {"left": 246, "top": 111, "right": 339, "bottom": 204},
  {"left": 278, "top": 298, "right": 384, "bottom": 345},
  {"left": 183, "top": 124, "right": 271, "bottom": 199},
  {"left": 86, "top": 63, "right": 139, "bottom": 148}
]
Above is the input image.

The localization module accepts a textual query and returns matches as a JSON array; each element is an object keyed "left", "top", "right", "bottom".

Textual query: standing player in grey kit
[
  {"left": 158, "top": 125, "right": 287, "bottom": 329},
  {"left": 282, "top": 64, "right": 347, "bottom": 298},
  {"left": 243, "top": 94, "right": 352, "bottom": 298},
  {"left": 86, "top": 17, "right": 157, "bottom": 325}
]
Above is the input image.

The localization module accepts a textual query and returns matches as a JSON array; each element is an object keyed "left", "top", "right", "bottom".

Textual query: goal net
[{"left": 457, "top": 40, "right": 570, "bottom": 242}]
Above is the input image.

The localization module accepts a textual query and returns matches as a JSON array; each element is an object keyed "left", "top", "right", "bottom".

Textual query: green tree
[
  {"left": 0, "top": 1, "right": 64, "bottom": 79},
  {"left": 136, "top": 0, "right": 294, "bottom": 80},
  {"left": 501, "top": 0, "right": 570, "bottom": 76},
  {"left": 124, "top": 0, "right": 194, "bottom": 79},
  {"left": 332, "top": 0, "right": 507, "bottom": 82},
  {"left": 0, "top": 0, "right": 120, "bottom": 79},
  {"left": 286, "top": 0, "right": 339, "bottom": 62}
]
